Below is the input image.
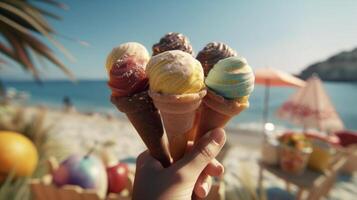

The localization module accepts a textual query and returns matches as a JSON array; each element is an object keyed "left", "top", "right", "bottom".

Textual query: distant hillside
[{"left": 299, "top": 48, "right": 357, "bottom": 81}]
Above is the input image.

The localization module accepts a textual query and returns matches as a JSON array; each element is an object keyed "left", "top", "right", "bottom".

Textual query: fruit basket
[
  {"left": 30, "top": 170, "right": 225, "bottom": 200},
  {"left": 30, "top": 157, "right": 133, "bottom": 200},
  {"left": 30, "top": 174, "right": 132, "bottom": 200},
  {"left": 30, "top": 157, "right": 225, "bottom": 200},
  {"left": 278, "top": 133, "right": 312, "bottom": 175}
]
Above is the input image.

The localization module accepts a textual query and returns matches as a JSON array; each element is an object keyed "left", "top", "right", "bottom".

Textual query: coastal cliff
[{"left": 299, "top": 48, "right": 357, "bottom": 81}]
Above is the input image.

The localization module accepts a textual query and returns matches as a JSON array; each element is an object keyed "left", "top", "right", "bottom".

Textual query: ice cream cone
[
  {"left": 110, "top": 90, "right": 171, "bottom": 167},
  {"left": 187, "top": 110, "right": 201, "bottom": 142},
  {"left": 149, "top": 90, "right": 207, "bottom": 162},
  {"left": 195, "top": 90, "right": 249, "bottom": 140}
]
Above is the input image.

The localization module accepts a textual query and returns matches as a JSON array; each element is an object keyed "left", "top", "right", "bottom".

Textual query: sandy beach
[{"left": 15, "top": 105, "right": 355, "bottom": 200}]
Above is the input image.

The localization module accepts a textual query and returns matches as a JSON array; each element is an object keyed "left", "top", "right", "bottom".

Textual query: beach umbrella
[
  {"left": 277, "top": 75, "right": 344, "bottom": 133},
  {"left": 254, "top": 67, "right": 306, "bottom": 127}
]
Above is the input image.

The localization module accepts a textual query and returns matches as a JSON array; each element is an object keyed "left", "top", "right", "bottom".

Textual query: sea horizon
[{"left": 3, "top": 79, "right": 357, "bottom": 132}]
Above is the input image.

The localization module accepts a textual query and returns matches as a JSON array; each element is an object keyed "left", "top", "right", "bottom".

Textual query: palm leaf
[
  {"left": 18, "top": 31, "right": 75, "bottom": 79},
  {"left": 0, "top": 41, "right": 15, "bottom": 60},
  {"left": 0, "top": 0, "right": 75, "bottom": 80},
  {"left": 32, "top": 6, "right": 62, "bottom": 20},
  {"left": 0, "top": 2, "right": 75, "bottom": 61},
  {"left": 34, "top": 0, "right": 69, "bottom": 10},
  {"left": 32, "top": 48, "right": 49, "bottom": 70},
  {"left": 12, "top": 0, "right": 63, "bottom": 20},
  {"left": 2, "top": 31, "right": 37, "bottom": 75},
  {"left": 12, "top": 28, "right": 74, "bottom": 80},
  {"left": 9, "top": 0, "right": 55, "bottom": 33},
  {"left": 0, "top": 0, "right": 54, "bottom": 33}
]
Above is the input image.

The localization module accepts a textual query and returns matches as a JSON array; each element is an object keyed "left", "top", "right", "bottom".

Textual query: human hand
[{"left": 132, "top": 128, "right": 226, "bottom": 200}]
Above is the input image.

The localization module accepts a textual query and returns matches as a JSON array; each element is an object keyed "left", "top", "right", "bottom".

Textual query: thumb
[{"left": 176, "top": 128, "right": 226, "bottom": 175}]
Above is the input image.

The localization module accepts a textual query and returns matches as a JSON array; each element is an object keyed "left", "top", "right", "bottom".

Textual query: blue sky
[{"left": 2, "top": 0, "right": 357, "bottom": 80}]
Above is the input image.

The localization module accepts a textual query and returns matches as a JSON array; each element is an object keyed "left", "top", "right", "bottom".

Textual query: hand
[{"left": 132, "top": 128, "right": 226, "bottom": 200}]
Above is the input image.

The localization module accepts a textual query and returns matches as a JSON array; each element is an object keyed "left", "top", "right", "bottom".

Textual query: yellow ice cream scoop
[
  {"left": 146, "top": 50, "right": 205, "bottom": 94},
  {"left": 105, "top": 42, "right": 150, "bottom": 72}
]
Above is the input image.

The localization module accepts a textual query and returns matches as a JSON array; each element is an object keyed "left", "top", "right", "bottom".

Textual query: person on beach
[
  {"left": 132, "top": 128, "right": 226, "bottom": 200},
  {"left": 63, "top": 96, "right": 75, "bottom": 112}
]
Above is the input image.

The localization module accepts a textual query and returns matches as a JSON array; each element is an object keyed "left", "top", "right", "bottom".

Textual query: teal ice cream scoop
[{"left": 205, "top": 56, "right": 255, "bottom": 99}]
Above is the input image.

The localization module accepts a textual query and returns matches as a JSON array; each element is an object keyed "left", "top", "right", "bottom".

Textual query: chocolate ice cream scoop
[
  {"left": 196, "top": 42, "right": 237, "bottom": 76},
  {"left": 152, "top": 32, "right": 193, "bottom": 56}
]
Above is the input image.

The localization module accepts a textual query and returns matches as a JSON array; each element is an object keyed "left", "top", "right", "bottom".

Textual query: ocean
[{"left": 3, "top": 80, "right": 357, "bottom": 131}]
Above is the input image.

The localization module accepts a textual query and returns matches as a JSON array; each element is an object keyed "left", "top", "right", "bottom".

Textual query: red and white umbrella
[{"left": 277, "top": 75, "right": 344, "bottom": 133}]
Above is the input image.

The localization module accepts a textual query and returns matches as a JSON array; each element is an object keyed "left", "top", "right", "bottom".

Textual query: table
[{"left": 257, "top": 157, "right": 346, "bottom": 200}]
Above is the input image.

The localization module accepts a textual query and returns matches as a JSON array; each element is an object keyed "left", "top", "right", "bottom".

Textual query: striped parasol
[{"left": 277, "top": 75, "right": 344, "bottom": 132}]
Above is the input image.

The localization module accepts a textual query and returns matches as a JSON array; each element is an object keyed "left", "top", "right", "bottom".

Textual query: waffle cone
[
  {"left": 149, "top": 90, "right": 207, "bottom": 162},
  {"left": 195, "top": 90, "right": 249, "bottom": 140},
  {"left": 187, "top": 110, "right": 201, "bottom": 142},
  {"left": 110, "top": 91, "right": 171, "bottom": 167}
]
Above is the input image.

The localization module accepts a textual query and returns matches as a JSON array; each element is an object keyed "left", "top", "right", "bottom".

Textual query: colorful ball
[
  {"left": 53, "top": 155, "right": 108, "bottom": 198},
  {"left": 0, "top": 131, "right": 38, "bottom": 177}
]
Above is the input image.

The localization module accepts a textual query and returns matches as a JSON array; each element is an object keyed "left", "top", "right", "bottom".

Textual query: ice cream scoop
[
  {"left": 53, "top": 155, "right": 108, "bottom": 198},
  {"left": 195, "top": 56, "right": 254, "bottom": 141},
  {"left": 152, "top": 32, "right": 193, "bottom": 56},
  {"left": 108, "top": 57, "right": 148, "bottom": 97},
  {"left": 146, "top": 50, "right": 205, "bottom": 95},
  {"left": 106, "top": 42, "right": 171, "bottom": 167},
  {"left": 205, "top": 56, "right": 254, "bottom": 99},
  {"left": 196, "top": 42, "right": 237, "bottom": 76},
  {"left": 146, "top": 50, "right": 206, "bottom": 161},
  {"left": 106, "top": 42, "right": 150, "bottom": 73}
]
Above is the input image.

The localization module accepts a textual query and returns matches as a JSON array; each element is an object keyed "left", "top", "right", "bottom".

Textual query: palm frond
[
  {"left": 0, "top": 41, "right": 15, "bottom": 60},
  {"left": 0, "top": 2, "right": 75, "bottom": 61},
  {"left": 2, "top": 31, "right": 38, "bottom": 76},
  {"left": 0, "top": 0, "right": 75, "bottom": 80},
  {"left": 13, "top": 0, "right": 63, "bottom": 20},
  {"left": 33, "top": 0, "right": 69, "bottom": 10},
  {"left": 31, "top": 48, "right": 49, "bottom": 70},
  {"left": 0, "top": 14, "right": 74, "bottom": 80},
  {"left": 1, "top": 0, "right": 54, "bottom": 33}
]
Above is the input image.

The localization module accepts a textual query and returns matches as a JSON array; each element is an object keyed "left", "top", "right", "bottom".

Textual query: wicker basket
[
  {"left": 30, "top": 157, "right": 225, "bottom": 200},
  {"left": 30, "top": 173, "right": 133, "bottom": 200},
  {"left": 30, "top": 157, "right": 133, "bottom": 200}
]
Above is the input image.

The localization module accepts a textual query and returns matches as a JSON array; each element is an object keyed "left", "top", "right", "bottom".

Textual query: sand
[{"left": 18, "top": 106, "right": 357, "bottom": 200}]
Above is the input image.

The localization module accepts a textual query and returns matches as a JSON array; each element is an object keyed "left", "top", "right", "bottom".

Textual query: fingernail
[{"left": 210, "top": 129, "right": 225, "bottom": 146}]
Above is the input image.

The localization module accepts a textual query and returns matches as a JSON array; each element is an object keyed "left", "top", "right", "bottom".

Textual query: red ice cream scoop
[{"left": 108, "top": 57, "right": 148, "bottom": 97}]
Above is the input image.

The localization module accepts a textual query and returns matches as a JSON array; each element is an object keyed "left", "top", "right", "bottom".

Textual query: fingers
[
  {"left": 194, "top": 160, "right": 223, "bottom": 199},
  {"left": 204, "top": 159, "right": 224, "bottom": 177},
  {"left": 194, "top": 172, "right": 212, "bottom": 198},
  {"left": 176, "top": 128, "right": 226, "bottom": 176}
]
